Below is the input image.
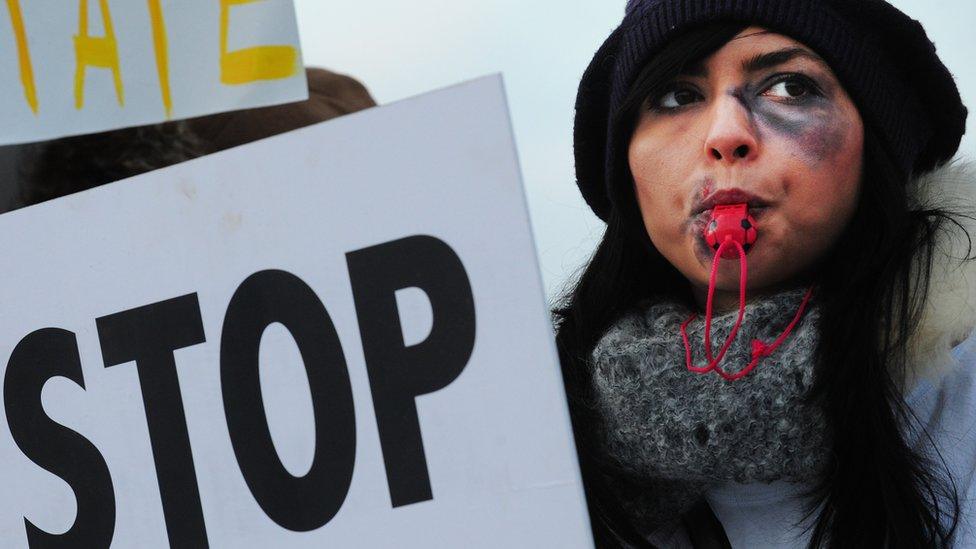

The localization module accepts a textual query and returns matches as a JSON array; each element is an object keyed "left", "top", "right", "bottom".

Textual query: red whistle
[
  {"left": 684, "top": 201, "right": 811, "bottom": 381},
  {"left": 704, "top": 203, "right": 758, "bottom": 258}
]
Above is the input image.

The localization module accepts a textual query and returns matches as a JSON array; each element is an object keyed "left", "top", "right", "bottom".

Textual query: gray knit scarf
[{"left": 589, "top": 288, "right": 828, "bottom": 532}]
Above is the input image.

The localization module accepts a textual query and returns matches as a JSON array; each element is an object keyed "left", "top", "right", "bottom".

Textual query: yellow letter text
[
  {"left": 146, "top": 0, "right": 171, "bottom": 117},
  {"left": 219, "top": 0, "right": 298, "bottom": 85},
  {"left": 74, "top": 0, "right": 124, "bottom": 109},
  {"left": 6, "top": 0, "right": 37, "bottom": 113}
]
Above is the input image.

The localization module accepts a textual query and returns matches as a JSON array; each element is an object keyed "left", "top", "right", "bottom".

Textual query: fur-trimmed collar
[{"left": 907, "top": 158, "right": 976, "bottom": 390}]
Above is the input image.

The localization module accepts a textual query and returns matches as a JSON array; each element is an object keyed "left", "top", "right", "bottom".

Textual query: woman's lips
[
  {"left": 686, "top": 187, "right": 772, "bottom": 260},
  {"left": 689, "top": 205, "right": 769, "bottom": 224},
  {"left": 691, "top": 188, "right": 770, "bottom": 216},
  {"left": 688, "top": 205, "right": 770, "bottom": 263}
]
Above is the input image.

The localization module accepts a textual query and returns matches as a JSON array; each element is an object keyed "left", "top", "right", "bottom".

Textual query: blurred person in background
[{"left": 17, "top": 67, "right": 375, "bottom": 206}]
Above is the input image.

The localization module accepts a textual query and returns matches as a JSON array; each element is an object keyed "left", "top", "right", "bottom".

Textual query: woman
[{"left": 555, "top": 1, "right": 974, "bottom": 547}]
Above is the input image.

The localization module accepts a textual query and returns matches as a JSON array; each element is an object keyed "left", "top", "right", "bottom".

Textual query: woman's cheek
[{"left": 767, "top": 209, "right": 841, "bottom": 266}]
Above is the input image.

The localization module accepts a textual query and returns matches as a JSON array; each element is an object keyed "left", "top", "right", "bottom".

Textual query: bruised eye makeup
[{"left": 648, "top": 71, "right": 825, "bottom": 112}]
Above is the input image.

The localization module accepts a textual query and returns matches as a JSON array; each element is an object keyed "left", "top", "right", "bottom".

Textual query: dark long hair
[{"left": 555, "top": 21, "right": 964, "bottom": 548}]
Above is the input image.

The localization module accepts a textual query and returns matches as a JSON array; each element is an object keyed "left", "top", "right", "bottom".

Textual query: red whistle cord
[{"left": 680, "top": 235, "right": 814, "bottom": 381}]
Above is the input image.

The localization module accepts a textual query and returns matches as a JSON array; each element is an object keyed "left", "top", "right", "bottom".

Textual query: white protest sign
[
  {"left": 0, "top": 0, "right": 306, "bottom": 145},
  {"left": 0, "top": 75, "right": 593, "bottom": 547}
]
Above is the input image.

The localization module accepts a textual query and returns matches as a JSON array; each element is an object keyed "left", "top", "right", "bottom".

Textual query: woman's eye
[
  {"left": 762, "top": 75, "right": 820, "bottom": 101},
  {"left": 655, "top": 87, "right": 703, "bottom": 109}
]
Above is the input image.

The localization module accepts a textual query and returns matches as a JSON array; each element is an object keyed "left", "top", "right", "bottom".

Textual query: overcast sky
[{"left": 293, "top": 0, "right": 976, "bottom": 302}]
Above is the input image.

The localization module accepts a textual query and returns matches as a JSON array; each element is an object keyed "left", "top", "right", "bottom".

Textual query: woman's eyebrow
[
  {"left": 741, "top": 47, "right": 830, "bottom": 74},
  {"left": 677, "top": 46, "right": 829, "bottom": 79}
]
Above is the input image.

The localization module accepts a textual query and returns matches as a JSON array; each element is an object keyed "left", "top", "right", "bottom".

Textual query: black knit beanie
[{"left": 574, "top": 0, "right": 968, "bottom": 221}]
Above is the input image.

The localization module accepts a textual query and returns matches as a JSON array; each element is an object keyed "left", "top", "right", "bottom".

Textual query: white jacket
[{"left": 908, "top": 159, "right": 976, "bottom": 388}]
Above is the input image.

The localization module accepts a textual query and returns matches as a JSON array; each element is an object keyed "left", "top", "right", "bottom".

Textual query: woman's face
[{"left": 628, "top": 26, "right": 864, "bottom": 308}]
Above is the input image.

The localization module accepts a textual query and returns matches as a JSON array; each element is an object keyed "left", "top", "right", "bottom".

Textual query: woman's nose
[{"left": 703, "top": 96, "right": 759, "bottom": 164}]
